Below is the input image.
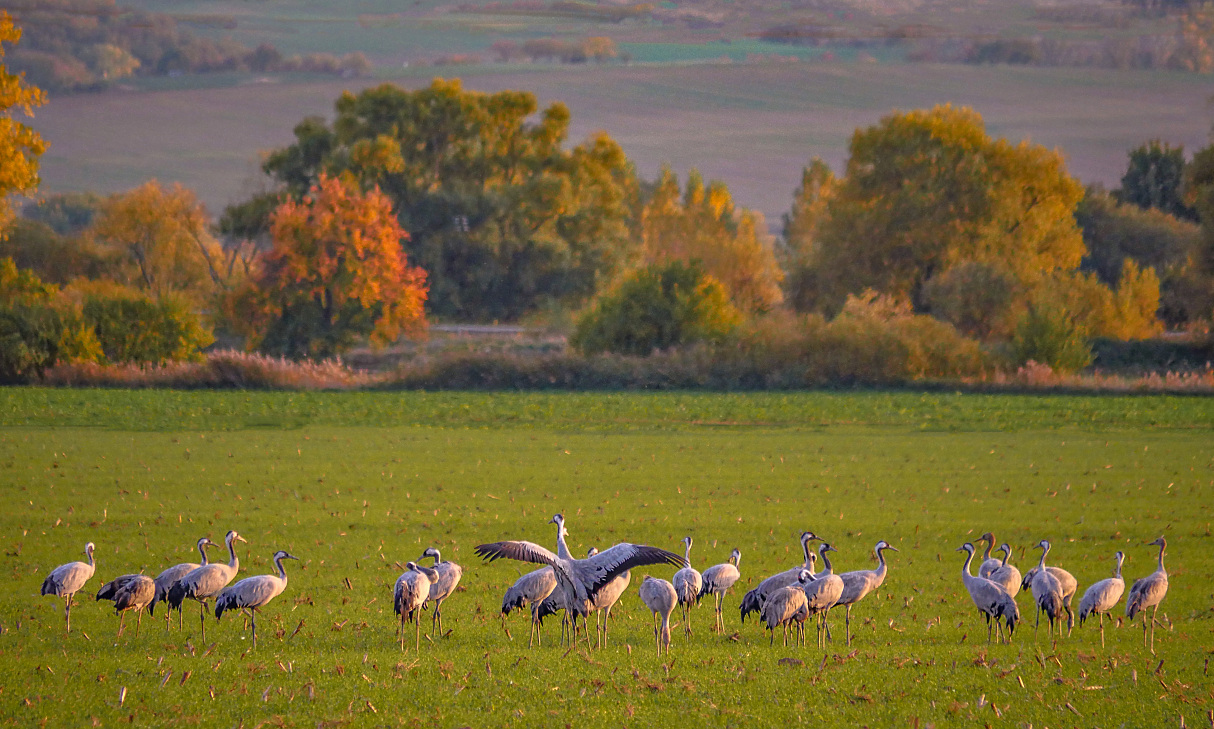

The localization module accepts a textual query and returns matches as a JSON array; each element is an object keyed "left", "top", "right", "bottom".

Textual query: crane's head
[
  {"left": 955, "top": 543, "right": 974, "bottom": 555},
  {"left": 1035, "top": 539, "right": 1050, "bottom": 552},
  {"left": 682, "top": 536, "right": 693, "bottom": 548},
  {"left": 730, "top": 548, "right": 741, "bottom": 563},
  {"left": 875, "top": 540, "right": 898, "bottom": 553},
  {"left": 549, "top": 514, "right": 568, "bottom": 539},
  {"left": 84, "top": 542, "right": 95, "bottom": 556},
  {"left": 980, "top": 532, "right": 995, "bottom": 545},
  {"left": 1114, "top": 550, "right": 1125, "bottom": 564},
  {"left": 421, "top": 547, "right": 441, "bottom": 563},
  {"left": 273, "top": 550, "right": 299, "bottom": 562},
  {"left": 198, "top": 537, "right": 217, "bottom": 550},
  {"left": 586, "top": 547, "right": 599, "bottom": 558},
  {"left": 799, "top": 531, "right": 819, "bottom": 545},
  {"left": 819, "top": 542, "right": 836, "bottom": 555},
  {"left": 797, "top": 569, "right": 813, "bottom": 585},
  {"left": 405, "top": 561, "right": 419, "bottom": 571},
  {"left": 1147, "top": 536, "right": 1166, "bottom": 551},
  {"left": 226, "top": 530, "right": 247, "bottom": 545},
  {"left": 998, "top": 543, "right": 1013, "bottom": 558}
]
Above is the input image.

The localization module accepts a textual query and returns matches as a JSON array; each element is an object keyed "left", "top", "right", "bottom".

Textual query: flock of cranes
[
  {"left": 955, "top": 532, "right": 1171, "bottom": 654},
  {"left": 38, "top": 516, "right": 1171, "bottom": 657}
]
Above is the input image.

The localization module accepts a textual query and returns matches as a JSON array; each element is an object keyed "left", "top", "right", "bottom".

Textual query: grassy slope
[
  {"left": 1, "top": 390, "right": 1211, "bottom": 726},
  {"left": 26, "top": 62, "right": 1214, "bottom": 221}
]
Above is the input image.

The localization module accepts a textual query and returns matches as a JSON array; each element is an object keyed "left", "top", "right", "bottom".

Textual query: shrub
[
  {"left": 572, "top": 261, "right": 741, "bottom": 356},
  {"left": 69, "top": 282, "right": 214, "bottom": 365},
  {"left": 1010, "top": 299, "right": 1093, "bottom": 373},
  {"left": 921, "top": 261, "right": 1022, "bottom": 339},
  {"left": 0, "top": 259, "right": 100, "bottom": 382}
]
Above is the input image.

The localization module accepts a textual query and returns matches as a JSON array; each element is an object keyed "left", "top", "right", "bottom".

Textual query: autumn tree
[
  {"left": 89, "top": 181, "right": 228, "bottom": 301},
  {"left": 1116, "top": 140, "right": 1197, "bottom": 221},
  {"left": 226, "top": 79, "right": 638, "bottom": 321},
  {"left": 228, "top": 174, "right": 428, "bottom": 359},
  {"left": 642, "top": 168, "right": 784, "bottom": 313},
  {"left": 780, "top": 158, "right": 835, "bottom": 312},
  {"left": 0, "top": 13, "right": 48, "bottom": 234},
  {"left": 804, "top": 105, "right": 1086, "bottom": 316}
]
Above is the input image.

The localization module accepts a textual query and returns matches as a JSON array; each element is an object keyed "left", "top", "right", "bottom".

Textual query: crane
[
  {"left": 96, "top": 574, "right": 154, "bottom": 638},
  {"left": 956, "top": 543, "right": 1019, "bottom": 643},
  {"left": 671, "top": 536, "right": 703, "bottom": 636},
  {"left": 394, "top": 560, "right": 439, "bottom": 651},
  {"left": 698, "top": 548, "right": 741, "bottom": 634},
  {"left": 977, "top": 532, "right": 1002, "bottom": 579},
  {"left": 1125, "top": 537, "right": 1169, "bottom": 654},
  {"left": 638, "top": 575, "right": 677, "bottom": 657},
  {"left": 149, "top": 537, "right": 215, "bottom": 630},
  {"left": 1077, "top": 550, "right": 1125, "bottom": 648},
  {"left": 985, "top": 543, "right": 1022, "bottom": 597},
  {"left": 166, "top": 530, "right": 246, "bottom": 641},
  {"left": 761, "top": 570, "right": 811, "bottom": 647},
  {"left": 835, "top": 540, "right": 897, "bottom": 646},
  {"left": 500, "top": 566, "right": 557, "bottom": 648},
  {"left": 1029, "top": 540, "right": 1065, "bottom": 641},
  {"left": 474, "top": 514, "right": 684, "bottom": 651},
  {"left": 1020, "top": 563, "right": 1078, "bottom": 634},
  {"left": 739, "top": 531, "right": 819, "bottom": 622},
  {"left": 802, "top": 542, "right": 844, "bottom": 648},
  {"left": 40, "top": 542, "right": 96, "bottom": 634},
  {"left": 419, "top": 547, "right": 462, "bottom": 637},
  {"left": 214, "top": 550, "right": 298, "bottom": 648},
  {"left": 585, "top": 547, "right": 631, "bottom": 648}
]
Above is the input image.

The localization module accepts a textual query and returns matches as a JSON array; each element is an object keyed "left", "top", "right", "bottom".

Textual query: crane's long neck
[
  {"left": 274, "top": 555, "right": 289, "bottom": 582},
  {"left": 1000, "top": 549, "right": 1011, "bottom": 568},
  {"left": 555, "top": 523, "right": 570, "bottom": 560},
  {"left": 198, "top": 541, "right": 210, "bottom": 566},
  {"left": 226, "top": 537, "right": 240, "bottom": 570},
  {"left": 819, "top": 547, "right": 834, "bottom": 576},
  {"left": 1155, "top": 543, "right": 1166, "bottom": 574},
  {"left": 801, "top": 538, "right": 812, "bottom": 569},
  {"left": 431, "top": 549, "right": 443, "bottom": 565},
  {"left": 416, "top": 564, "right": 439, "bottom": 583},
  {"left": 1036, "top": 545, "right": 1049, "bottom": 572},
  {"left": 1114, "top": 554, "right": 1124, "bottom": 579},
  {"left": 981, "top": 538, "right": 994, "bottom": 561},
  {"left": 874, "top": 547, "right": 888, "bottom": 578},
  {"left": 683, "top": 541, "right": 693, "bottom": 568},
  {"left": 733, "top": 553, "right": 741, "bottom": 569},
  {"left": 961, "top": 549, "right": 974, "bottom": 578},
  {"left": 85, "top": 547, "right": 94, "bottom": 568}
]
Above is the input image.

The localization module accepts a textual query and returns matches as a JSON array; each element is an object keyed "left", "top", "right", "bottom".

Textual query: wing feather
[
  {"left": 474, "top": 541, "right": 559, "bottom": 567},
  {"left": 579, "top": 543, "right": 685, "bottom": 596}
]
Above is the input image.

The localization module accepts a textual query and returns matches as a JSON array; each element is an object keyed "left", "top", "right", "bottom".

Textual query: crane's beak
[
  {"left": 955, "top": 546, "right": 966, "bottom": 552},
  {"left": 285, "top": 553, "right": 299, "bottom": 561},
  {"left": 236, "top": 535, "right": 248, "bottom": 544},
  {"left": 886, "top": 546, "right": 900, "bottom": 552}
]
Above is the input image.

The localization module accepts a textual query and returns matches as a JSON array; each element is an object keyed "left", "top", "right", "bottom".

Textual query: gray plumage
[
  {"left": 956, "top": 543, "right": 1019, "bottom": 644},
  {"left": 986, "top": 543, "right": 1022, "bottom": 597},
  {"left": 1078, "top": 550, "right": 1125, "bottom": 648},
  {"left": 1125, "top": 537, "right": 1169, "bottom": 654},
  {"left": 835, "top": 540, "right": 898, "bottom": 646},
  {"left": 587, "top": 548, "right": 630, "bottom": 648},
  {"left": 1020, "top": 563, "right": 1078, "bottom": 633},
  {"left": 803, "top": 542, "right": 844, "bottom": 648},
  {"left": 40, "top": 542, "right": 96, "bottom": 634},
  {"left": 167, "top": 530, "right": 246, "bottom": 641},
  {"left": 698, "top": 548, "right": 741, "bottom": 634},
  {"left": 419, "top": 547, "right": 462, "bottom": 637},
  {"left": 671, "top": 536, "right": 703, "bottom": 636},
  {"left": 474, "top": 513, "right": 684, "bottom": 650},
  {"left": 500, "top": 566, "right": 557, "bottom": 648},
  {"left": 1029, "top": 540, "right": 1065, "bottom": 640},
  {"left": 149, "top": 537, "right": 214, "bottom": 624},
  {"left": 977, "top": 532, "right": 1001, "bottom": 580},
  {"left": 214, "top": 550, "right": 298, "bottom": 648},
  {"left": 638, "top": 575, "right": 677, "bottom": 656},
  {"left": 739, "top": 531, "right": 818, "bottom": 622},
  {"left": 761, "top": 570, "right": 811, "bottom": 647},
  {"left": 394, "top": 560, "right": 439, "bottom": 650},
  {"left": 96, "top": 574, "right": 155, "bottom": 638}
]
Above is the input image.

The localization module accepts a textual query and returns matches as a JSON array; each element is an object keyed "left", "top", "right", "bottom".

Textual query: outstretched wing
[
  {"left": 474, "top": 541, "right": 559, "bottom": 568},
  {"left": 578, "top": 543, "right": 685, "bottom": 597}
]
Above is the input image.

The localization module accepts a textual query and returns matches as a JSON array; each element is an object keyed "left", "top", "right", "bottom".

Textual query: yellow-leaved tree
[{"left": 0, "top": 13, "right": 47, "bottom": 235}]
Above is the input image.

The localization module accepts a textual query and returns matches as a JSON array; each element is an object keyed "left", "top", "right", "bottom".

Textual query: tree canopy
[
  {"left": 787, "top": 105, "right": 1086, "bottom": 315},
  {"left": 0, "top": 13, "right": 47, "bottom": 234},
  {"left": 228, "top": 78, "right": 639, "bottom": 321},
  {"left": 1116, "top": 140, "right": 1197, "bottom": 221},
  {"left": 226, "top": 175, "right": 428, "bottom": 359}
]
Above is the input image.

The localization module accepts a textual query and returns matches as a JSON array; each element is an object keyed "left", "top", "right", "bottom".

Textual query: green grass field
[{"left": 1, "top": 389, "right": 1211, "bottom": 726}]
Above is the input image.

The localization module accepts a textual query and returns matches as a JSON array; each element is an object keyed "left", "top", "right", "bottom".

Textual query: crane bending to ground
[
  {"left": 739, "top": 531, "right": 819, "bottom": 623},
  {"left": 96, "top": 574, "right": 154, "bottom": 638},
  {"left": 638, "top": 575, "right": 678, "bottom": 657},
  {"left": 500, "top": 566, "right": 557, "bottom": 648}
]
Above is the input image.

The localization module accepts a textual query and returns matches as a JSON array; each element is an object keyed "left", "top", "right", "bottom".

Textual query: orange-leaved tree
[
  {"left": 0, "top": 12, "right": 48, "bottom": 235},
  {"left": 230, "top": 174, "right": 427, "bottom": 359}
]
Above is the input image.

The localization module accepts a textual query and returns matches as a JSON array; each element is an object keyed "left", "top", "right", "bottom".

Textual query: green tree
[
  {"left": 571, "top": 260, "right": 740, "bottom": 356},
  {"left": 1183, "top": 136, "right": 1214, "bottom": 319},
  {"left": 780, "top": 158, "right": 835, "bottom": 312},
  {"left": 806, "top": 105, "right": 1085, "bottom": 314},
  {"left": 642, "top": 168, "right": 784, "bottom": 313},
  {"left": 227, "top": 79, "right": 639, "bottom": 321},
  {"left": 1116, "top": 140, "right": 1197, "bottom": 221},
  {"left": 0, "top": 13, "right": 48, "bottom": 234}
]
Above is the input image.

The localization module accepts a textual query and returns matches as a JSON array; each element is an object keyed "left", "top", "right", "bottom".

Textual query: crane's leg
[
  {"left": 400, "top": 611, "right": 406, "bottom": 651},
  {"left": 415, "top": 613, "right": 421, "bottom": 651},
  {"left": 178, "top": 604, "right": 184, "bottom": 631},
  {"left": 136, "top": 609, "right": 143, "bottom": 638},
  {"left": 117, "top": 612, "right": 126, "bottom": 639},
  {"left": 1098, "top": 613, "right": 1105, "bottom": 649},
  {"left": 251, "top": 609, "right": 258, "bottom": 649},
  {"left": 1149, "top": 605, "right": 1158, "bottom": 655},
  {"left": 64, "top": 594, "right": 72, "bottom": 634},
  {"left": 200, "top": 600, "right": 207, "bottom": 641},
  {"left": 845, "top": 605, "right": 853, "bottom": 646}
]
